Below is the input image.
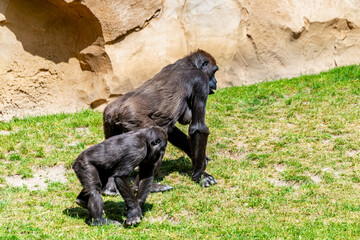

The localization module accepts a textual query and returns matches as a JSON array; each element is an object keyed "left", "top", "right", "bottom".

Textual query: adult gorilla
[{"left": 102, "top": 49, "right": 219, "bottom": 195}]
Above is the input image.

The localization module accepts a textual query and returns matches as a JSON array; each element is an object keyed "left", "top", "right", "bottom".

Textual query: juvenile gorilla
[
  {"left": 103, "top": 49, "right": 219, "bottom": 195},
  {"left": 72, "top": 126, "right": 167, "bottom": 226}
]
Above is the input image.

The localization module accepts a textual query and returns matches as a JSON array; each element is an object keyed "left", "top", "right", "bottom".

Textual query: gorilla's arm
[
  {"left": 137, "top": 162, "right": 155, "bottom": 208},
  {"left": 188, "top": 75, "right": 217, "bottom": 187},
  {"left": 114, "top": 176, "right": 142, "bottom": 225}
]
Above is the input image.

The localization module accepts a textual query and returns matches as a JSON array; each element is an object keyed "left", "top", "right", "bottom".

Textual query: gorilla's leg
[
  {"left": 85, "top": 190, "right": 121, "bottom": 226},
  {"left": 75, "top": 189, "right": 88, "bottom": 209},
  {"left": 101, "top": 177, "right": 120, "bottom": 196},
  {"left": 86, "top": 190, "right": 105, "bottom": 226},
  {"left": 115, "top": 176, "right": 142, "bottom": 226},
  {"left": 101, "top": 120, "right": 123, "bottom": 196},
  {"left": 132, "top": 153, "right": 172, "bottom": 193},
  {"left": 168, "top": 126, "right": 191, "bottom": 156},
  {"left": 103, "top": 120, "right": 123, "bottom": 139},
  {"left": 168, "top": 126, "right": 211, "bottom": 164},
  {"left": 149, "top": 156, "right": 173, "bottom": 192},
  {"left": 169, "top": 125, "right": 211, "bottom": 165},
  {"left": 74, "top": 163, "right": 120, "bottom": 226}
]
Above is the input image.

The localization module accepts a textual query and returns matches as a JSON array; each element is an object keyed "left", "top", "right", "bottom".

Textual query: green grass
[{"left": 1, "top": 65, "right": 360, "bottom": 239}]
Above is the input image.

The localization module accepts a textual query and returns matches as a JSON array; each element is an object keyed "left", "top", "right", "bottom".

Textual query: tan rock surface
[{"left": 1, "top": 0, "right": 360, "bottom": 121}]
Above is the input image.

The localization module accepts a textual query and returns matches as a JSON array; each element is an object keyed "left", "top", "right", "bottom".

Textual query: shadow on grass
[
  {"left": 129, "top": 156, "right": 193, "bottom": 183},
  {"left": 63, "top": 157, "right": 191, "bottom": 225},
  {"left": 63, "top": 201, "right": 153, "bottom": 226},
  {"left": 155, "top": 156, "right": 193, "bottom": 182}
]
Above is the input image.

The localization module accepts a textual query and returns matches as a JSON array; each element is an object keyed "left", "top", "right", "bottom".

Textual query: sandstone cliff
[{"left": 1, "top": 0, "right": 360, "bottom": 121}]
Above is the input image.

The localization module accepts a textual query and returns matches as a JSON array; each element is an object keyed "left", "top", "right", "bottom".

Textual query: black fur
[
  {"left": 102, "top": 49, "right": 218, "bottom": 194},
  {"left": 72, "top": 126, "right": 167, "bottom": 226}
]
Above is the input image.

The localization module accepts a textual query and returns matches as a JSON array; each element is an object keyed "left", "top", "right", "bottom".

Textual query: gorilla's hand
[
  {"left": 192, "top": 170, "right": 217, "bottom": 187},
  {"left": 126, "top": 205, "right": 142, "bottom": 226}
]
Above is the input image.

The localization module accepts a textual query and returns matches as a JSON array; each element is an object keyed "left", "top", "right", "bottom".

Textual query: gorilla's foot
[
  {"left": 133, "top": 182, "right": 173, "bottom": 193},
  {"left": 75, "top": 198, "right": 88, "bottom": 209},
  {"left": 125, "top": 206, "right": 143, "bottom": 226},
  {"left": 101, "top": 177, "right": 120, "bottom": 196},
  {"left": 150, "top": 183, "right": 173, "bottom": 193},
  {"left": 88, "top": 217, "right": 121, "bottom": 226},
  {"left": 125, "top": 216, "right": 141, "bottom": 226},
  {"left": 101, "top": 186, "right": 120, "bottom": 196}
]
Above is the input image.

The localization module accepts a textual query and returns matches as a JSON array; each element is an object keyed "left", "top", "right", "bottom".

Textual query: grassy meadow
[{"left": 1, "top": 65, "right": 360, "bottom": 239}]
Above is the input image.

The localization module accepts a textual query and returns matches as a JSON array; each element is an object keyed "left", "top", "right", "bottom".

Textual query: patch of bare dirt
[
  {"left": 268, "top": 178, "right": 300, "bottom": 189},
  {"left": 308, "top": 173, "right": 322, "bottom": 184},
  {"left": 274, "top": 164, "right": 286, "bottom": 172},
  {"left": 346, "top": 150, "right": 360, "bottom": 158},
  {"left": 5, "top": 165, "right": 67, "bottom": 191},
  {"left": 0, "top": 130, "right": 11, "bottom": 136}
]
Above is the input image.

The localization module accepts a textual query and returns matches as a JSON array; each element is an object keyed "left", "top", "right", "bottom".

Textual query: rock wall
[{"left": 1, "top": 0, "right": 360, "bottom": 121}]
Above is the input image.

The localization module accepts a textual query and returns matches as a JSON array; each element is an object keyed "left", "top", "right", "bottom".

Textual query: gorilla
[
  {"left": 102, "top": 49, "right": 218, "bottom": 195},
  {"left": 72, "top": 126, "right": 167, "bottom": 226}
]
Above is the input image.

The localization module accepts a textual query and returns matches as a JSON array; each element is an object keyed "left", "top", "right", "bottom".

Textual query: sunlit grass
[{"left": 1, "top": 65, "right": 360, "bottom": 239}]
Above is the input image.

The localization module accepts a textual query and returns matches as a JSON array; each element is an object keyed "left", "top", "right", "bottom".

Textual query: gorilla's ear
[
  {"left": 190, "top": 52, "right": 208, "bottom": 70},
  {"left": 146, "top": 127, "right": 161, "bottom": 146},
  {"left": 151, "top": 138, "right": 162, "bottom": 146}
]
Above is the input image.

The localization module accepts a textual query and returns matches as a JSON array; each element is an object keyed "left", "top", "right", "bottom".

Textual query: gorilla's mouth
[{"left": 209, "top": 75, "right": 217, "bottom": 95}]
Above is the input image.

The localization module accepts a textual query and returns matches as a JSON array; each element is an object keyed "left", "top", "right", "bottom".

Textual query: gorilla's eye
[
  {"left": 151, "top": 138, "right": 162, "bottom": 146},
  {"left": 201, "top": 61, "right": 209, "bottom": 69}
]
